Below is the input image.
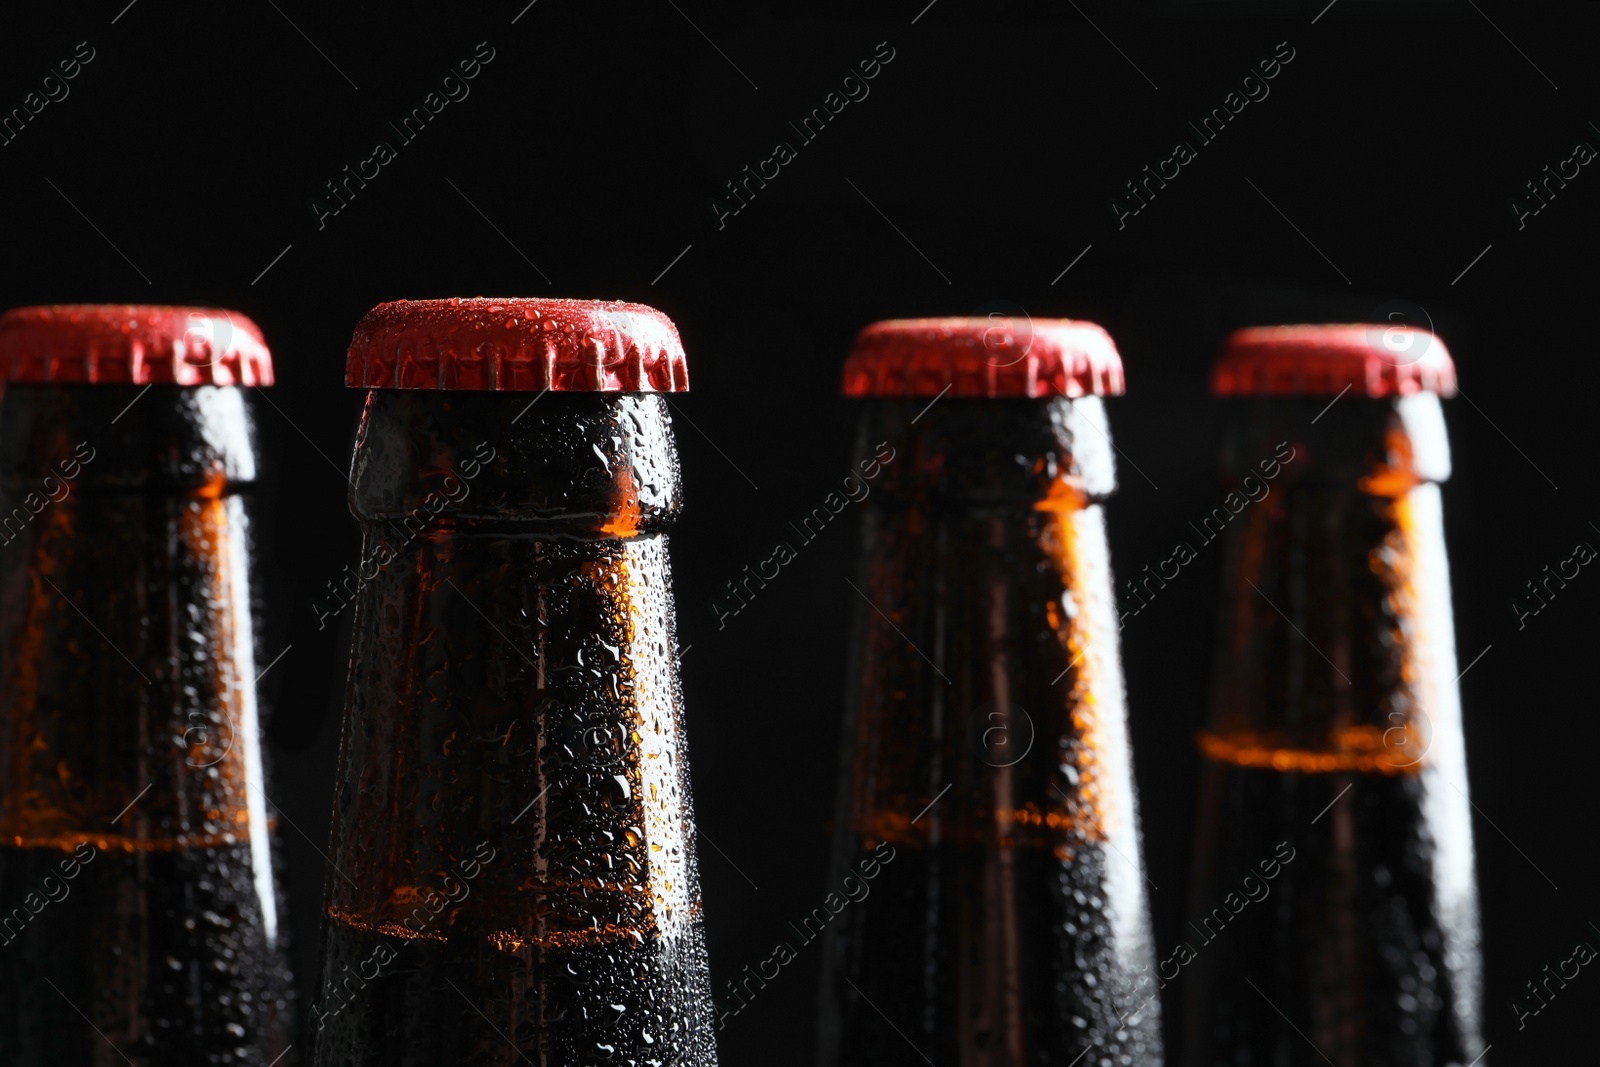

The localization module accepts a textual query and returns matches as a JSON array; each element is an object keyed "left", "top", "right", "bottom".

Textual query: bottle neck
[
  {"left": 0, "top": 383, "right": 269, "bottom": 855},
  {"left": 855, "top": 395, "right": 1118, "bottom": 510},
  {"left": 0, "top": 383, "right": 259, "bottom": 494},
  {"left": 350, "top": 391, "right": 681, "bottom": 539},
  {"left": 1220, "top": 392, "right": 1450, "bottom": 490},
  {"left": 329, "top": 391, "right": 701, "bottom": 952},
  {"left": 844, "top": 395, "right": 1133, "bottom": 847},
  {"left": 831, "top": 393, "right": 1162, "bottom": 1061},
  {"left": 1205, "top": 393, "right": 1455, "bottom": 772}
]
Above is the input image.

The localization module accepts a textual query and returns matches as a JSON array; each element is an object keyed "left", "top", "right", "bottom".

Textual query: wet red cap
[
  {"left": 1213, "top": 324, "right": 1456, "bottom": 398},
  {"left": 345, "top": 297, "right": 689, "bottom": 392},
  {"left": 0, "top": 305, "right": 273, "bottom": 386},
  {"left": 842, "top": 317, "right": 1124, "bottom": 399}
]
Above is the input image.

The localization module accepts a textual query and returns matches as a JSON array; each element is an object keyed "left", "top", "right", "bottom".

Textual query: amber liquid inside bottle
[
  {"left": 1181, "top": 395, "right": 1483, "bottom": 1066},
  {"left": 0, "top": 384, "right": 295, "bottom": 1064},
  {"left": 816, "top": 398, "right": 1163, "bottom": 1066},
  {"left": 312, "top": 391, "right": 717, "bottom": 1066}
]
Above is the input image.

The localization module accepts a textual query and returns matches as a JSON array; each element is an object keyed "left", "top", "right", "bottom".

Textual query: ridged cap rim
[
  {"left": 345, "top": 297, "right": 689, "bottom": 392},
  {"left": 0, "top": 305, "right": 273, "bottom": 386},
  {"left": 1212, "top": 324, "right": 1456, "bottom": 398},
  {"left": 842, "top": 317, "right": 1125, "bottom": 399}
]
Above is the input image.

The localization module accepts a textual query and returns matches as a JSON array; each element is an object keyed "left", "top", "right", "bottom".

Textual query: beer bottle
[
  {"left": 0, "top": 305, "right": 294, "bottom": 1063},
  {"left": 314, "top": 298, "right": 717, "bottom": 1065},
  {"left": 1181, "top": 325, "right": 1484, "bottom": 1065},
  {"left": 816, "top": 318, "right": 1165, "bottom": 1066}
]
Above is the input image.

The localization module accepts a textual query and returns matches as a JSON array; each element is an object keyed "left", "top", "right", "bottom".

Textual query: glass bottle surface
[
  {"left": 817, "top": 395, "right": 1163, "bottom": 1066},
  {"left": 1181, "top": 391, "right": 1483, "bottom": 1067},
  {"left": 0, "top": 383, "right": 295, "bottom": 1065},
  {"left": 312, "top": 389, "right": 718, "bottom": 1066}
]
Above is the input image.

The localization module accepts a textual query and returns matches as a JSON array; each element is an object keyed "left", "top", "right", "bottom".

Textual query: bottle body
[
  {"left": 1181, "top": 395, "right": 1483, "bottom": 1066},
  {"left": 817, "top": 398, "right": 1163, "bottom": 1066},
  {"left": 312, "top": 391, "right": 717, "bottom": 1066},
  {"left": 0, "top": 384, "right": 294, "bottom": 1064}
]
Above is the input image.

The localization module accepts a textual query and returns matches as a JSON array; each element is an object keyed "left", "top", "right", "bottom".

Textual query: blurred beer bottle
[
  {"left": 314, "top": 298, "right": 717, "bottom": 1065},
  {"left": 0, "top": 305, "right": 294, "bottom": 1064},
  {"left": 1181, "top": 325, "right": 1484, "bottom": 1065},
  {"left": 816, "top": 319, "right": 1164, "bottom": 1066}
]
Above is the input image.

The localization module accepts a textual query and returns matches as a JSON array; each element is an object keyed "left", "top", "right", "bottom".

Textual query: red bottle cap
[
  {"left": 0, "top": 305, "right": 273, "bottom": 386},
  {"left": 346, "top": 297, "right": 689, "bottom": 392},
  {"left": 842, "top": 317, "right": 1124, "bottom": 399},
  {"left": 1213, "top": 324, "right": 1456, "bottom": 398}
]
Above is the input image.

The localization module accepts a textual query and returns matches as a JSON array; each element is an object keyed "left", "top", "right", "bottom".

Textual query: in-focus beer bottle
[
  {"left": 314, "top": 298, "right": 717, "bottom": 1066},
  {"left": 817, "top": 318, "right": 1164, "bottom": 1066},
  {"left": 1181, "top": 325, "right": 1484, "bottom": 1066},
  {"left": 0, "top": 305, "right": 294, "bottom": 1064}
]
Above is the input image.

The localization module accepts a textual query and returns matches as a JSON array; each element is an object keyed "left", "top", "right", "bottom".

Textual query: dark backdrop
[{"left": 2, "top": 1, "right": 1595, "bottom": 1062}]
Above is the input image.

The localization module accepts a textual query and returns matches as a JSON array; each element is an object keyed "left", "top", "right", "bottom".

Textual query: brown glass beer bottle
[
  {"left": 1181, "top": 325, "right": 1484, "bottom": 1065},
  {"left": 0, "top": 305, "right": 294, "bottom": 1064},
  {"left": 313, "top": 298, "right": 717, "bottom": 1065},
  {"left": 816, "top": 318, "right": 1164, "bottom": 1066}
]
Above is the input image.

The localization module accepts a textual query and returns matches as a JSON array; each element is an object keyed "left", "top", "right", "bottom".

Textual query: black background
[{"left": 3, "top": 1, "right": 1597, "bottom": 1062}]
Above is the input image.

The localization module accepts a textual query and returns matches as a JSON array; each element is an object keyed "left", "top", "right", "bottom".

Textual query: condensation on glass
[
  {"left": 818, "top": 318, "right": 1163, "bottom": 1067},
  {"left": 0, "top": 371, "right": 293, "bottom": 1064},
  {"left": 1183, "top": 327, "right": 1483, "bottom": 1067},
  {"left": 314, "top": 298, "right": 717, "bottom": 1066}
]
